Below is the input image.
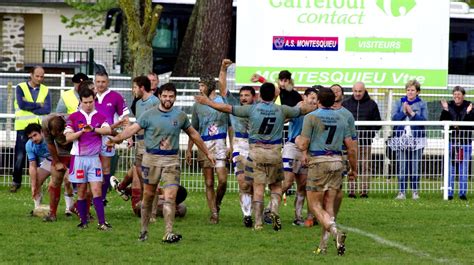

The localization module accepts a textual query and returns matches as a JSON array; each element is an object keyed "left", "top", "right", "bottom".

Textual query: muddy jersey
[
  {"left": 301, "top": 108, "right": 351, "bottom": 155},
  {"left": 138, "top": 106, "right": 191, "bottom": 155},
  {"left": 232, "top": 101, "right": 300, "bottom": 144},
  {"left": 191, "top": 95, "right": 229, "bottom": 141}
]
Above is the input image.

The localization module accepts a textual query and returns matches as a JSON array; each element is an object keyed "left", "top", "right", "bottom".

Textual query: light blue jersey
[
  {"left": 301, "top": 108, "right": 351, "bottom": 155},
  {"left": 225, "top": 92, "right": 250, "bottom": 138},
  {"left": 192, "top": 95, "right": 229, "bottom": 141},
  {"left": 336, "top": 107, "right": 357, "bottom": 140},
  {"left": 138, "top": 107, "right": 191, "bottom": 155},
  {"left": 232, "top": 101, "right": 300, "bottom": 144},
  {"left": 287, "top": 115, "right": 304, "bottom": 143},
  {"left": 136, "top": 95, "right": 160, "bottom": 119},
  {"left": 26, "top": 139, "right": 51, "bottom": 162}
]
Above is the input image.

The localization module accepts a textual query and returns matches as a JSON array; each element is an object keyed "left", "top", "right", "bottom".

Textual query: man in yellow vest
[
  {"left": 56, "top": 73, "right": 89, "bottom": 114},
  {"left": 11, "top": 66, "right": 51, "bottom": 192}
]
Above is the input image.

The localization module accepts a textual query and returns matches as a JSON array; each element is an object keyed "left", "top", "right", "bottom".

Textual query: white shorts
[
  {"left": 282, "top": 142, "right": 307, "bottom": 175},
  {"left": 100, "top": 136, "right": 116, "bottom": 157},
  {"left": 232, "top": 137, "right": 249, "bottom": 175},
  {"left": 39, "top": 158, "right": 52, "bottom": 173},
  {"left": 198, "top": 138, "right": 227, "bottom": 168},
  {"left": 69, "top": 155, "right": 103, "bottom": 184}
]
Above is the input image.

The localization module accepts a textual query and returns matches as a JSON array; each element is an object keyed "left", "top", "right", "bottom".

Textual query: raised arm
[
  {"left": 219, "top": 59, "right": 233, "bottom": 97},
  {"left": 194, "top": 95, "right": 232, "bottom": 113}
]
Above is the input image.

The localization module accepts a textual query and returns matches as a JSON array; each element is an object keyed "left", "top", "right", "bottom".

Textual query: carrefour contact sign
[{"left": 236, "top": 0, "right": 449, "bottom": 88}]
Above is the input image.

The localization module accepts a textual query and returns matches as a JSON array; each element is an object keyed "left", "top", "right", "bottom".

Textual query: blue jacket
[{"left": 391, "top": 96, "right": 428, "bottom": 138}]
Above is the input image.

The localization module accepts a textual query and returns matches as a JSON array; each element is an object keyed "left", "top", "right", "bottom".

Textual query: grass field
[{"left": 0, "top": 186, "right": 473, "bottom": 265}]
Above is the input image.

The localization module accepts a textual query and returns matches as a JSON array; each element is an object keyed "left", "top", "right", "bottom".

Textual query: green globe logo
[{"left": 376, "top": 0, "right": 416, "bottom": 17}]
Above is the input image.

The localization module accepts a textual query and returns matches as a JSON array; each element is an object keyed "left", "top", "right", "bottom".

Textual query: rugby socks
[
  {"left": 270, "top": 192, "right": 282, "bottom": 215},
  {"left": 140, "top": 195, "right": 153, "bottom": 233},
  {"left": 253, "top": 201, "right": 264, "bottom": 227},
  {"left": 64, "top": 194, "right": 74, "bottom": 212},
  {"left": 118, "top": 173, "right": 133, "bottom": 191},
  {"left": 34, "top": 195, "right": 41, "bottom": 209},
  {"left": 240, "top": 192, "right": 252, "bottom": 217},
  {"left": 132, "top": 188, "right": 142, "bottom": 212},
  {"left": 294, "top": 192, "right": 305, "bottom": 221},
  {"left": 92, "top": 197, "right": 105, "bottom": 225},
  {"left": 328, "top": 220, "right": 338, "bottom": 237},
  {"left": 77, "top": 199, "right": 88, "bottom": 224},
  {"left": 102, "top": 174, "right": 111, "bottom": 201},
  {"left": 48, "top": 186, "right": 61, "bottom": 217},
  {"left": 163, "top": 201, "right": 176, "bottom": 233}
]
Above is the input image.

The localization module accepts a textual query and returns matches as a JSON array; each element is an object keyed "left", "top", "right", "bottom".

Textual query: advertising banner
[{"left": 236, "top": 0, "right": 450, "bottom": 88}]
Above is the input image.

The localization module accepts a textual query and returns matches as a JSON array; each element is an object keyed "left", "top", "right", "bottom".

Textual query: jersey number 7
[{"left": 324, "top": 125, "right": 336, "bottom": 144}]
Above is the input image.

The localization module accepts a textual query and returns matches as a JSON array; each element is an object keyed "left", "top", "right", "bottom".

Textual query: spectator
[
  {"left": 342, "top": 81, "right": 382, "bottom": 198},
  {"left": 56, "top": 73, "right": 89, "bottom": 114},
  {"left": 251, "top": 70, "right": 302, "bottom": 106},
  {"left": 11, "top": 66, "right": 51, "bottom": 192},
  {"left": 390, "top": 80, "right": 428, "bottom": 200},
  {"left": 440, "top": 86, "right": 474, "bottom": 200},
  {"left": 148, "top": 71, "right": 160, "bottom": 97}
]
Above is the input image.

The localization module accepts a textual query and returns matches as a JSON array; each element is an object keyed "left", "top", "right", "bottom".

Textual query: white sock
[
  {"left": 64, "top": 194, "right": 74, "bottom": 211},
  {"left": 34, "top": 196, "right": 41, "bottom": 208},
  {"left": 241, "top": 193, "right": 252, "bottom": 216}
]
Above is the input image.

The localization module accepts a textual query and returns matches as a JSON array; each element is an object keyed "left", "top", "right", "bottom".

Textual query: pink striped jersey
[
  {"left": 65, "top": 109, "right": 110, "bottom": 156},
  {"left": 95, "top": 89, "right": 129, "bottom": 125}
]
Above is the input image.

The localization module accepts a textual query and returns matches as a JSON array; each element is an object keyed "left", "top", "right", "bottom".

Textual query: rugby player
[
  {"left": 282, "top": 87, "right": 318, "bottom": 226},
  {"left": 296, "top": 87, "right": 357, "bottom": 255},
  {"left": 65, "top": 87, "right": 112, "bottom": 230},
  {"left": 195, "top": 83, "right": 316, "bottom": 231},
  {"left": 25, "top": 123, "right": 52, "bottom": 211},
  {"left": 108, "top": 83, "right": 214, "bottom": 242},
  {"left": 219, "top": 59, "right": 256, "bottom": 227},
  {"left": 186, "top": 76, "right": 229, "bottom": 224}
]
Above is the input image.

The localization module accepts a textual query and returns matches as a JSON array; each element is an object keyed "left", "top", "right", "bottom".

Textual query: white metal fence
[{"left": 2, "top": 73, "right": 474, "bottom": 199}]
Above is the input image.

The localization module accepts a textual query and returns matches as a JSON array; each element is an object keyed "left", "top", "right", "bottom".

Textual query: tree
[
  {"left": 62, "top": 0, "right": 162, "bottom": 77},
  {"left": 118, "top": 1, "right": 162, "bottom": 77},
  {"left": 61, "top": 0, "right": 118, "bottom": 41},
  {"left": 173, "top": 0, "right": 233, "bottom": 77}
]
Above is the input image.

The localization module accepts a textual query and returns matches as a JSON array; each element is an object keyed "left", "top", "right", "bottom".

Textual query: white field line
[{"left": 339, "top": 225, "right": 458, "bottom": 265}]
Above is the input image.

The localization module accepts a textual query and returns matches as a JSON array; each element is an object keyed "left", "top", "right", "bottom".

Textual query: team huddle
[{"left": 22, "top": 60, "right": 358, "bottom": 255}]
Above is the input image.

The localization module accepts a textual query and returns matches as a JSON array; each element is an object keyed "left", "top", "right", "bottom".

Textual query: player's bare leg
[
  {"left": 203, "top": 167, "right": 218, "bottom": 224},
  {"left": 31, "top": 168, "right": 50, "bottom": 209},
  {"left": 293, "top": 173, "right": 307, "bottom": 226},
  {"left": 269, "top": 182, "right": 283, "bottom": 231},
  {"left": 139, "top": 183, "right": 156, "bottom": 241},
  {"left": 307, "top": 190, "right": 346, "bottom": 256},
  {"left": 162, "top": 185, "right": 182, "bottom": 243},
  {"left": 316, "top": 189, "right": 338, "bottom": 254},
  {"left": 253, "top": 182, "right": 265, "bottom": 230},
  {"left": 215, "top": 166, "right": 228, "bottom": 213}
]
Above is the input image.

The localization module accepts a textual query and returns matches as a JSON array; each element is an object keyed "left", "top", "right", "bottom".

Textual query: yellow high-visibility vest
[
  {"left": 61, "top": 89, "right": 79, "bottom": 114},
  {"left": 14, "top": 82, "right": 49, "bottom": 130}
]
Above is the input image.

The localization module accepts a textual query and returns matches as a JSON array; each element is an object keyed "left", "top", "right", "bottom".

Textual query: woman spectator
[
  {"left": 390, "top": 80, "right": 428, "bottom": 200},
  {"left": 440, "top": 86, "right": 474, "bottom": 200}
]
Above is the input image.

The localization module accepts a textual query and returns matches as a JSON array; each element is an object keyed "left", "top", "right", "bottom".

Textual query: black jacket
[
  {"left": 342, "top": 91, "right": 382, "bottom": 144},
  {"left": 440, "top": 100, "right": 474, "bottom": 144},
  {"left": 279, "top": 89, "right": 302, "bottom": 107}
]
